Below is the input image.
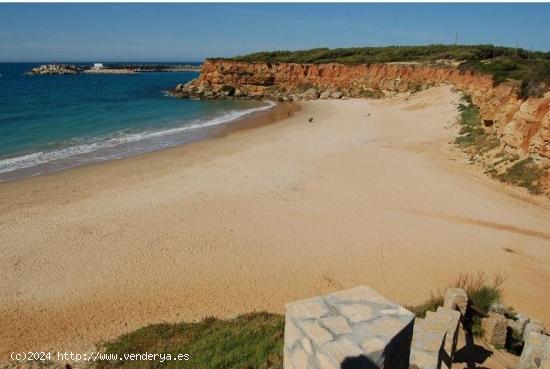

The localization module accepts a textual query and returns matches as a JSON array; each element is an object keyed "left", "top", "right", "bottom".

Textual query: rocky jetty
[
  {"left": 83, "top": 68, "right": 137, "bottom": 75},
  {"left": 27, "top": 63, "right": 201, "bottom": 76},
  {"left": 27, "top": 64, "right": 82, "bottom": 75}
]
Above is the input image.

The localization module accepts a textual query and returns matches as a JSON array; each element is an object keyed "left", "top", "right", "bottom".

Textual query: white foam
[{"left": 0, "top": 101, "right": 276, "bottom": 175}]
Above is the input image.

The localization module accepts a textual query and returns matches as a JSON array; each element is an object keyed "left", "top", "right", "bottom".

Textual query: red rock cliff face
[{"left": 193, "top": 60, "right": 550, "bottom": 164}]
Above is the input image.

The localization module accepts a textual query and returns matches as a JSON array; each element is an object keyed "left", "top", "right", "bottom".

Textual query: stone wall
[{"left": 284, "top": 286, "right": 548, "bottom": 369}]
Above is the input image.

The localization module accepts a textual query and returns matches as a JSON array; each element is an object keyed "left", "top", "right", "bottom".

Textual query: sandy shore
[{"left": 1, "top": 86, "right": 550, "bottom": 358}]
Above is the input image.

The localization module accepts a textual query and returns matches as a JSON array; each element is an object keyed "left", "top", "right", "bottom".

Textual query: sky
[{"left": 0, "top": 3, "right": 549, "bottom": 62}]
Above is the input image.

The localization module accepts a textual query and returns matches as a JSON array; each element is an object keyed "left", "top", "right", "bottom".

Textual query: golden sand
[{"left": 1, "top": 86, "right": 549, "bottom": 357}]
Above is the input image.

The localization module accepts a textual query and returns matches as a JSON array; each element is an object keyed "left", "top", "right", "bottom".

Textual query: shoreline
[
  {"left": 1, "top": 86, "right": 550, "bottom": 358},
  {"left": 0, "top": 101, "right": 298, "bottom": 183}
]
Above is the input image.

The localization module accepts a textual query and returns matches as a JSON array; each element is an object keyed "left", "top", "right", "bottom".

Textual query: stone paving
[{"left": 284, "top": 286, "right": 415, "bottom": 369}]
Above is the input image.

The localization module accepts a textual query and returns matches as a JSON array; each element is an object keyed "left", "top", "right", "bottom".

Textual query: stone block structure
[
  {"left": 518, "top": 332, "right": 550, "bottom": 369},
  {"left": 284, "top": 286, "right": 415, "bottom": 369},
  {"left": 524, "top": 320, "right": 546, "bottom": 342},
  {"left": 509, "top": 313, "right": 531, "bottom": 340},
  {"left": 430, "top": 307, "right": 461, "bottom": 363},
  {"left": 443, "top": 288, "right": 468, "bottom": 316},
  {"left": 409, "top": 318, "right": 446, "bottom": 369},
  {"left": 482, "top": 312, "right": 508, "bottom": 348},
  {"left": 410, "top": 307, "right": 461, "bottom": 369}
]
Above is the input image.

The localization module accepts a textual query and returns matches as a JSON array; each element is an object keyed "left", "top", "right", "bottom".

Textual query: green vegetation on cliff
[
  {"left": 216, "top": 44, "right": 550, "bottom": 97},
  {"left": 223, "top": 45, "right": 549, "bottom": 65},
  {"left": 498, "top": 157, "right": 545, "bottom": 195},
  {"left": 454, "top": 95, "right": 545, "bottom": 195},
  {"left": 454, "top": 95, "right": 498, "bottom": 152}
]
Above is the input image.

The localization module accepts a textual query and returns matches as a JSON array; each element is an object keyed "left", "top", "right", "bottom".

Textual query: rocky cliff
[{"left": 172, "top": 60, "right": 549, "bottom": 167}]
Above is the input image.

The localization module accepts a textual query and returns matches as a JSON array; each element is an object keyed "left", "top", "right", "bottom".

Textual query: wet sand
[{"left": 1, "top": 86, "right": 549, "bottom": 358}]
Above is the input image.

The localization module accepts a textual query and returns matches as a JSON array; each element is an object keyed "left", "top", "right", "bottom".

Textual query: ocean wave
[{"left": 0, "top": 101, "right": 275, "bottom": 175}]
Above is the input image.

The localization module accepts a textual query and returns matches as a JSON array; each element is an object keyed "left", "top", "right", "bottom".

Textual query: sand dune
[{"left": 1, "top": 86, "right": 549, "bottom": 357}]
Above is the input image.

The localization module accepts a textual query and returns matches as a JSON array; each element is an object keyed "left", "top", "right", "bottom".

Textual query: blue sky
[{"left": 0, "top": 3, "right": 549, "bottom": 62}]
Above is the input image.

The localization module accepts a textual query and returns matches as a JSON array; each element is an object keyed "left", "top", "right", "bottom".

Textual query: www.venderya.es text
[{"left": 11, "top": 351, "right": 190, "bottom": 363}]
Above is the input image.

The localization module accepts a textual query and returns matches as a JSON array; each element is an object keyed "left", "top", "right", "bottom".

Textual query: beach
[{"left": 1, "top": 85, "right": 550, "bottom": 357}]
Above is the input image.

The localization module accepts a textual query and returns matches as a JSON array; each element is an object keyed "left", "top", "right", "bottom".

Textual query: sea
[{"left": 0, "top": 62, "right": 274, "bottom": 181}]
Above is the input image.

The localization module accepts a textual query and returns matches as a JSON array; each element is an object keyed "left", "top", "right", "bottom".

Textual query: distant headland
[{"left": 26, "top": 62, "right": 202, "bottom": 75}]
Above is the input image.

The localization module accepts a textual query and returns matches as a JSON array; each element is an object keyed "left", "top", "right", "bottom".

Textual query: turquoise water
[{"left": 0, "top": 63, "right": 271, "bottom": 181}]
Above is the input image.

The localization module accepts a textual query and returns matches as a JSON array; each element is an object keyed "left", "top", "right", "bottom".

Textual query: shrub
[
  {"left": 219, "top": 45, "right": 549, "bottom": 66},
  {"left": 498, "top": 157, "right": 544, "bottom": 194},
  {"left": 453, "top": 272, "right": 505, "bottom": 314},
  {"left": 406, "top": 272, "right": 506, "bottom": 337}
]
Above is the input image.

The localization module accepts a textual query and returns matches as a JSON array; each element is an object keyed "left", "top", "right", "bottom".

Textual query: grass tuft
[
  {"left": 406, "top": 272, "right": 506, "bottom": 337},
  {"left": 405, "top": 295, "right": 445, "bottom": 319}
]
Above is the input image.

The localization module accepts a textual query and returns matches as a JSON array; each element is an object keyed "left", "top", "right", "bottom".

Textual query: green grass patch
[
  {"left": 454, "top": 95, "right": 497, "bottom": 151},
  {"left": 498, "top": 157, "right": 545, "bottom": 194},
  {"left": 95, "top": 312, "right": 284, "bottom": 369},
  {"left": 405, "top": 295, "right": 445, "bottom": 319}
]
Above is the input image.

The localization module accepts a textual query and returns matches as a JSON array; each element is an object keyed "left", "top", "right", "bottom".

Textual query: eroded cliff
[{"left": 173, "top": 60, "right": 549, "bottom": 171}]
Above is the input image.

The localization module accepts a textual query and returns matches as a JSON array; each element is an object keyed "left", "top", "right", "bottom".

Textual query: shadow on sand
[
  {"left": 453, "top": 312, "right": 493, "bottom": 369},
  {"left": 341, "top": 355, "right": 379, "bottom": 369}
]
